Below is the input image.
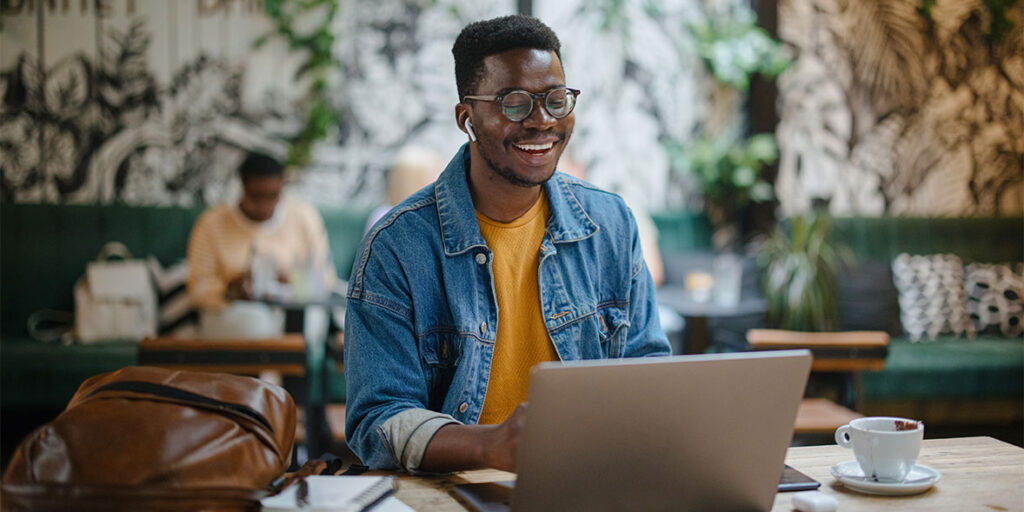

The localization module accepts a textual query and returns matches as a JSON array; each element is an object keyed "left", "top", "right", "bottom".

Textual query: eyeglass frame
[{"left": 462, "top": 87, "right": 582, "bottom": 122}]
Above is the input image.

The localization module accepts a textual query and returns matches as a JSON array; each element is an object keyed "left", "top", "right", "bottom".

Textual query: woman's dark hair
[{"left": 237, "top": 152, "right": 283, "bottom": 182}]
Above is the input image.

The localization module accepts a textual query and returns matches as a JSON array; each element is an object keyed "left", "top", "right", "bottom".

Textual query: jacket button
[
  {"left": 480, "top": 322, "right": 486, "bottom": 334},
  {"left": 475, "top": 253, "right": 487, "bottom": 265},
  {"left": 459, "top": 402, "right": 469, "bottom": 413}
]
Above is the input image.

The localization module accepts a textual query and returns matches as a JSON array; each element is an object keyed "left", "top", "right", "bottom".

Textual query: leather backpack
[{"left": 2, "top": 366, "right": 296, "bottom": 511}]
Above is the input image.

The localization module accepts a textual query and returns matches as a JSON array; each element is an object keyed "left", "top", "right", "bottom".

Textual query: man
[
  {"left": 344, "top": 15, "right": 669, "bottom": 474},
  {"left": 186, "top": 152, "right": 335, "bottom": 330}
]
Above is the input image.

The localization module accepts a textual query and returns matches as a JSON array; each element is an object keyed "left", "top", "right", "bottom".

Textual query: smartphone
[{"left": 778, "top": 464, "right": 821, "bottom": 492}]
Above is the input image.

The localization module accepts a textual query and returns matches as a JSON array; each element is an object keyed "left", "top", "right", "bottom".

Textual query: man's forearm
[
  {"left": 419, "top": 403, "right": 524, "bottom": 473},
  {"left": 418, "top": 423, "right": 494, "bottom": 473}
]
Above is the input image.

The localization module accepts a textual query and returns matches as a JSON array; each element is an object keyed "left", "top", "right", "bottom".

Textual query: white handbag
[{"left": 74, "top": 242, "right": 157, "bottom": 343}]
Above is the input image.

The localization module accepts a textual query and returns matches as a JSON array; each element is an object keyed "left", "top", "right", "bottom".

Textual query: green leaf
[
  {"left": 750, "top": 181, "right": 774, "bottom": 202},
  {"left": 257, "top": 0, "right": 342, "bottom": 170},
  {"left": 733, "top": 166, "right": 756, "bottom": 187},
  {"left": 746, "top": 134, "right": 778, "bottom": 162}
]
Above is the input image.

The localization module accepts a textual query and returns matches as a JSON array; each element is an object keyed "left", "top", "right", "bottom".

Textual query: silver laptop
[{"left": 486, "top": 350, "right": 811, "bottom": 511}]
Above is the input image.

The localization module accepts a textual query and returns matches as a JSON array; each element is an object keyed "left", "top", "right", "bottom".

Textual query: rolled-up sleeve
[{"left": 379, "top": 408, "right": 460, "bottom": 472}]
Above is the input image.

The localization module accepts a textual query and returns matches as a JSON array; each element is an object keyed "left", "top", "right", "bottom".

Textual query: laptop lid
[{"left": 512, "top": 350, "right": 812, "bottom": 512}]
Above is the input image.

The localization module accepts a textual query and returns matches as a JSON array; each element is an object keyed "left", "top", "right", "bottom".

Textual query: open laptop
[{"left": 453, "top": 350, "right": 812, "bottom": 512}]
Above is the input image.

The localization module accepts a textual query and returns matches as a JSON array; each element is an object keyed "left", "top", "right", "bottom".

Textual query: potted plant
[{"left": 757, "top": 210, "right": 849, "bottom": 331}]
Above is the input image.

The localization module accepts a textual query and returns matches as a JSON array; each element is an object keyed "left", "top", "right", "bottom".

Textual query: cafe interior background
[{"left": 1, "top": 0, "right": 1022, "bottom": 465}]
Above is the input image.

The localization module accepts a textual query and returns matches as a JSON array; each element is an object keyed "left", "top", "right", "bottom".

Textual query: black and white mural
[
  {"left": 1, "top": 0, "right": 515, "bottom": 206},
  {"left": 2, "top": 0, "right": 738, "bottom": 209},
  {"left": 776, "top": 0, "right": 1024, "bottom": 216},
  {"left": 3, "top": 1, "right": 285, "bottom": 204}
]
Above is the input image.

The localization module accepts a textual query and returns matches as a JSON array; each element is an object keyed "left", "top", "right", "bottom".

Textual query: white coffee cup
[{"left": 835, "top": 416, "right": 924, "bottom": 482}]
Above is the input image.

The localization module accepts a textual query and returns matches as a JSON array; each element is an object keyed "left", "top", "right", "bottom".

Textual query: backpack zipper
[{"left": 88, "top": 380, "right": 274, "bottom": 432}]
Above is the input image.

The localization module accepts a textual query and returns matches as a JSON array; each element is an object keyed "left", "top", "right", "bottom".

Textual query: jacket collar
[{"left": 435, "top": 143, "right": 599, "bottom": 256}]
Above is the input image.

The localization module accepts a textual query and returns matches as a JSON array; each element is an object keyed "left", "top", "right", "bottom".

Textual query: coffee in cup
[{"left": 835, "top": 416, "right": 924, "bottom": 482}]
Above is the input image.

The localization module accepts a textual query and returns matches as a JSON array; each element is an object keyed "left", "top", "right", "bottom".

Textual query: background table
[
  {"left": 376, "top": 437, "right": 1023, "bottom": 511},
  {"left": 657, "top": 285, "right": 766, "bottom": 354}
]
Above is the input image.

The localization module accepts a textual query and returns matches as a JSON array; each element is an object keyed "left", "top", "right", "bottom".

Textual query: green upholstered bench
[
  {"left": 861, "top": 337, "right": 1023, "bottom": 424},
  {"left": 862, "top": 337, "right": 1023, "bottom": 401},
  {"left": 0, "top": 203, "right": 369, "bottom": 411},
  {"left": 0, "top": 338, "right": 138, "bottom": 409},
  {"left": 679, "top": 216, "right": 1023, "bottom": 428},
  {"left": 829, "top": 217, "right": 1024, "bottom": 425}
]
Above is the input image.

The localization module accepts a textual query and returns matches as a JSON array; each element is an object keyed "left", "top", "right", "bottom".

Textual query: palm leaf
[{"left": 835, "top": 0, "right": 929, "bottom": 112}]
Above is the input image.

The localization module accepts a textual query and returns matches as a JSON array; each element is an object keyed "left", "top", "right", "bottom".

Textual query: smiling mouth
[{"left": 512, "top": 141, "right": 555, "bottom": 156}]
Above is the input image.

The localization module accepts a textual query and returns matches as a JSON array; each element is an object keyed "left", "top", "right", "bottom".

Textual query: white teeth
[{"left": 514, "top": 142, "right": 553, "bottom": 151}]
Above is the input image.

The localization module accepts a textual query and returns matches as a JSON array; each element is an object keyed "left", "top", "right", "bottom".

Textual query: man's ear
[{"left": 455, "top": 104, "right": 474, "bottom": 141}]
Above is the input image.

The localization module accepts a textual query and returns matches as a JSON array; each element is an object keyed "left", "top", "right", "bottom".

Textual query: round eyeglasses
[{"left": 463, "top": 87, "right": 581, "bottom": 122}]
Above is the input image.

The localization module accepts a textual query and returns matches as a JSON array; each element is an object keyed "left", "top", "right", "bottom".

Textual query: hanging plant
[
  {"left": 256, "top": 0, "right": 341, "bottom": 167},
  {"left": 691, "top": 7, "right": 792, "bottom": 91}
]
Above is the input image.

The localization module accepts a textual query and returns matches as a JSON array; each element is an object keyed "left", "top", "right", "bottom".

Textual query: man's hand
[
  {"left": 481, "top": 403, "right": 527, "bottom": 472},
  {"left": 419, "top": 402, "right": 528, "bottom": 473}
]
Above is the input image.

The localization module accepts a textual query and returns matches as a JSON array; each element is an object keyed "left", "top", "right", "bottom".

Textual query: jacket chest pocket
[
  {"left": 420, "top": 332, "right": 460, "bottom": 368},
  {"left": 596, "top": 306, "right": 629, "bottom": 358}
]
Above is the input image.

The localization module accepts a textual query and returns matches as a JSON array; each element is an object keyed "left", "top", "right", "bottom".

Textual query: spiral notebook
[{"left": 260, "top": 475, "right": 396, "bottom": 512}]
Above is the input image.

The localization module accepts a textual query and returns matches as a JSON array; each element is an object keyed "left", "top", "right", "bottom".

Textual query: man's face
[
  {"left": 466, "top": 48, "right": 574, "bottom": 188},
  {"left": 239, "top": 174, "right": 283, "bottom": 222}
]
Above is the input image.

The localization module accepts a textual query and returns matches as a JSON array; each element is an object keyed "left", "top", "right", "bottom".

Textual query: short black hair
[
  {"left": 452, "top": 15, "right": 562, "bottom": 99},
  {"left": 237, "top": 152, "right": 283, "bottom": 181}
]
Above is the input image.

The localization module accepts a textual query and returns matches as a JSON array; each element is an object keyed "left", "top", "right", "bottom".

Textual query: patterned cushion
[
  {"left": 147, "top": 257, "right": 198, "bottom": 337},
  {"left": 965, "top": 263, "right": 1024, "bottom": 338},
  {"left": 892, "top": 254, "right": 974, "bottom": 342}
]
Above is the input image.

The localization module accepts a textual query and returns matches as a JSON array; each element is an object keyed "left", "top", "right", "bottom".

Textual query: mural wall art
[
  {"left": 2, "top": 0, "right": 738, "bottom": 211},
  {"left": 1, "top": 0, "right": 513, "bottom": 206},
  {"left": 775, "top": 0, "right": 1023, "bottom": 216}
]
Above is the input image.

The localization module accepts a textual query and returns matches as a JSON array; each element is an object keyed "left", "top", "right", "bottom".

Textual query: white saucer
[{"left": 830, "top": 460, "right": 941, "bottom": 496}]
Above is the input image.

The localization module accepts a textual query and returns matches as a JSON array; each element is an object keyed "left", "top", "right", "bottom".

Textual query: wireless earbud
[{"left": 464, "top": 119, "right": 477, "bottom": 142}]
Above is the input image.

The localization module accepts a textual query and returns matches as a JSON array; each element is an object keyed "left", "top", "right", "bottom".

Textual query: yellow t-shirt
[{"left": 476, "top": 191, "right": 559, "bottom": 424}]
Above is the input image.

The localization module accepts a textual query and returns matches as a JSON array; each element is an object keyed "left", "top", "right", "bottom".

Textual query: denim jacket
[{"left": 344, "top": 144, "right": 670, "bottom": 471}]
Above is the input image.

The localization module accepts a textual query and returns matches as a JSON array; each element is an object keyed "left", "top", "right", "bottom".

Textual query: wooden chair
[{"left": 746, "top": 329, "right": 890, "bottom": 434}]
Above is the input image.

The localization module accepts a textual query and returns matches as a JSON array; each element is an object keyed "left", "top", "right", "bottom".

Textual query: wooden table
[{"left": 380, "top": 437, "right": 1023, "bottom": 511}]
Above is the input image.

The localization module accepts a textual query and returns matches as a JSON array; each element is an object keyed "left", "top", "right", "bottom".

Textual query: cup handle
[{"left": 835, "top": 425, "right": 852, "bottom": 448}]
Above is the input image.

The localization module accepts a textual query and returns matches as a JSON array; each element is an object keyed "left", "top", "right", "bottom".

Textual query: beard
[
  {"left": 478, "top": 150, "right": 559, "bottom": 188},
  {"left": 476, "top": 131, "right": 566, "bottom": 188}
]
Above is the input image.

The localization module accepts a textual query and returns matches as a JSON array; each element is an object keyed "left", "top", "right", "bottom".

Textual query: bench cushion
[
  {"left": 0, "top": 337, "right": 138, "bottom": 409},
  {"left": 1, "top": 336, "right": 348, "bottom": 410},
  {"left": 861, "top": 336, "right": 1023, "bottom": 401}
]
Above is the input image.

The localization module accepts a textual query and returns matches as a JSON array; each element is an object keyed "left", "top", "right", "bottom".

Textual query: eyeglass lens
[{"left": 500, "top": 88, "right": 576, "bottom": 122}]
